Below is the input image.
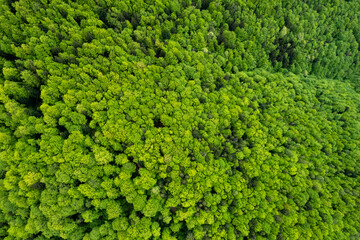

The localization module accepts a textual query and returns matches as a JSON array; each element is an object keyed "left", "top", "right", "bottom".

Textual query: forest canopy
[{"left": 0, "top": 0, "right": 359, "bottom": 239}]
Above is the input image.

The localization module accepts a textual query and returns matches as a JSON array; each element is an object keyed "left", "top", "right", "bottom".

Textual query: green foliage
[{"left": 0, "top": 0, "right": 359, "bottom": 239}]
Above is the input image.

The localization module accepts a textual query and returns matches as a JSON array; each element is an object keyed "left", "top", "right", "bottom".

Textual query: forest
[{"left": 0, "top": 0, "right": 359, "bottom": 239}]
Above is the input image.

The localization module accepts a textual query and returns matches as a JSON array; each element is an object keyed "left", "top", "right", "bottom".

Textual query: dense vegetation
[{"left": 0, "top": 0, "right": 359, "bottom": 239}]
